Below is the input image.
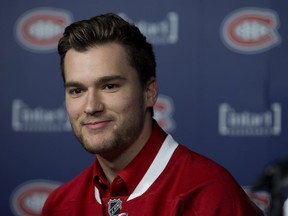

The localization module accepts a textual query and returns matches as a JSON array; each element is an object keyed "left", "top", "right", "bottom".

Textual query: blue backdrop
[{"left": 2, "top": 1, "right": 287, "bottom": 215}]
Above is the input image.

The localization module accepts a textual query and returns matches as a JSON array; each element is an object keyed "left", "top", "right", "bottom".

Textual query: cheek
[
  {"left": 115, "top": 93, "right": 145, "bottom": 114},
  {"left": 107, "top": 94, "right": 135, "bottom": 114},
  {"left": 65, "top": 99, "right": 81, "bottom": 119}
]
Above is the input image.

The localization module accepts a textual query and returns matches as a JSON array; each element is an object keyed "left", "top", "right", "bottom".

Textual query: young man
[{"left": 42, "top": 13, "right": 263, "bottom": 215}]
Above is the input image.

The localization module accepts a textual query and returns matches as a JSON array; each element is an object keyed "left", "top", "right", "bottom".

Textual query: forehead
[{"left": 63, "top": 43, "right": 138, "bottom": 81}]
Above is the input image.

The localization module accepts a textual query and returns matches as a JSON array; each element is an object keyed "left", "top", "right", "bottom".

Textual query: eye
[
  {"left": 67, "top": 88, "right": 83, "bottom": 96},
  {"left": 103, "top": 84, "right": 120, "bottom": 91}
]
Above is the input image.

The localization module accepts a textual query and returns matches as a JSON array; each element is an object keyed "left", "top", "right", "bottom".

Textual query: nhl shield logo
[{"left": 108, "top": 199, "right": 128, "bottom": 216}]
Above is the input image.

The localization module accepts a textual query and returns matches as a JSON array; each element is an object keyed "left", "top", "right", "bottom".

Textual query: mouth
[{"left": 82, "top": 120, "right": 112, "bottom": 130}]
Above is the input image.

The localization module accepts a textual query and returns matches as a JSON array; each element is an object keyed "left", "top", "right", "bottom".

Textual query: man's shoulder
[
  {"left": 175, "top": 144, "right": 227, "bottom": 171},
  {"left": 169, "top": 145, "right": 264, "bottom": 215},
  {"left": 173, "top": 144, "right": 237, "bottom": 184}
]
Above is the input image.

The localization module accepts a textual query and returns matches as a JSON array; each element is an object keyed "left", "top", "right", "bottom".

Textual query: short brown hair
[{"left": 58, "top": 13, "right": 156, "bottom": 87}]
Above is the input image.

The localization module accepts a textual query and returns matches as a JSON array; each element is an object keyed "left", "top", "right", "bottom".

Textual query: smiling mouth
[{"left": 82, "top": 120, "right": 112, "bottom": 130}]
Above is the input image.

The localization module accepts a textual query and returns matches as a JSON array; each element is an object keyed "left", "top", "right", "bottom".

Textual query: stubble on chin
[
  {"left": 73, "top": 121, "right": 142, "bottom": 157},
  {"left": 70, "top": 123, "right": 122, "bottom": 155}
]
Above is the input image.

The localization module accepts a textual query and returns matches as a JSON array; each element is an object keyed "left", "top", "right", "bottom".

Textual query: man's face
[{"left": 64, "top": 43, "right": 157, "bottom": 156}]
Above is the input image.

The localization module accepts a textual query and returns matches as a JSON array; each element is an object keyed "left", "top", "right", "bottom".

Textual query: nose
[{"left": 84, "top": 90, "right": 104, "bottom": 115}]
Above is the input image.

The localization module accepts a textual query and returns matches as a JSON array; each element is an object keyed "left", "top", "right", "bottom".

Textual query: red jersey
[{"left": 42, "top": 122, "right": 263, "bottom": 216}]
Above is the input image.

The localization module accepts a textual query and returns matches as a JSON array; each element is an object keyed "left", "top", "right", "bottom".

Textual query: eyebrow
[{"left": 64, "top": 75, "right": 127, "bottom": 88}]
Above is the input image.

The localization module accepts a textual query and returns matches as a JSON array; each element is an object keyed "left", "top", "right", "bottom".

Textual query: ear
[{"left": 145, "top": 77, "right": 158, "bottom": 107}]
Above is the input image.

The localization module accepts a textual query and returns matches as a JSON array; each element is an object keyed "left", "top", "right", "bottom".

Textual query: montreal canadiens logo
[
  {"left": 221, "top": 8, "right": 280, "bottom": 54},
  {"left": 15, "top": 8, "right": 73, "bottom": 52},
  {"left": 154, "top": 94, "right": 175, "bottom": 132},
  {"left": 243, "top": 187, "right": 270, "bottom": 213},
  {"left": 10, "top": 180, "right": 61, "bottom": 216}
]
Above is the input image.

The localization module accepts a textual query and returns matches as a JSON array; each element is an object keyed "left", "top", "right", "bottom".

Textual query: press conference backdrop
[{"left": 1, "top": 0, "right": 288, "bottom": 215}]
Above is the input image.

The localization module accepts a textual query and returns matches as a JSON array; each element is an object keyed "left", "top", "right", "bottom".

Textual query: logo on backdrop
[
  {"left": 220, "top": 7, "right": 281, "bottom": 54},
  {"left": 218, "top": 103, "right": 281, "bottom": 136},
  {"left": 11, "top": 95, "right": 175, "bottom": 133},
  {"left": 154, "top": 94, "right": 175, "bottom": 132},
  {"left": 11, "top": 99, "right": 71, "bottom": 132},
  {"left": 119, "top": 12, "right": 178, "bottom": 45},
  {"left": 10, "top": 180, "right": 61, "bottom": 216},
  {"left": 243, "top": 186, "right": 270, "bottom": 214},
  {"left": 14, "top": 7, "right": 73, "bottom": 53}
]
